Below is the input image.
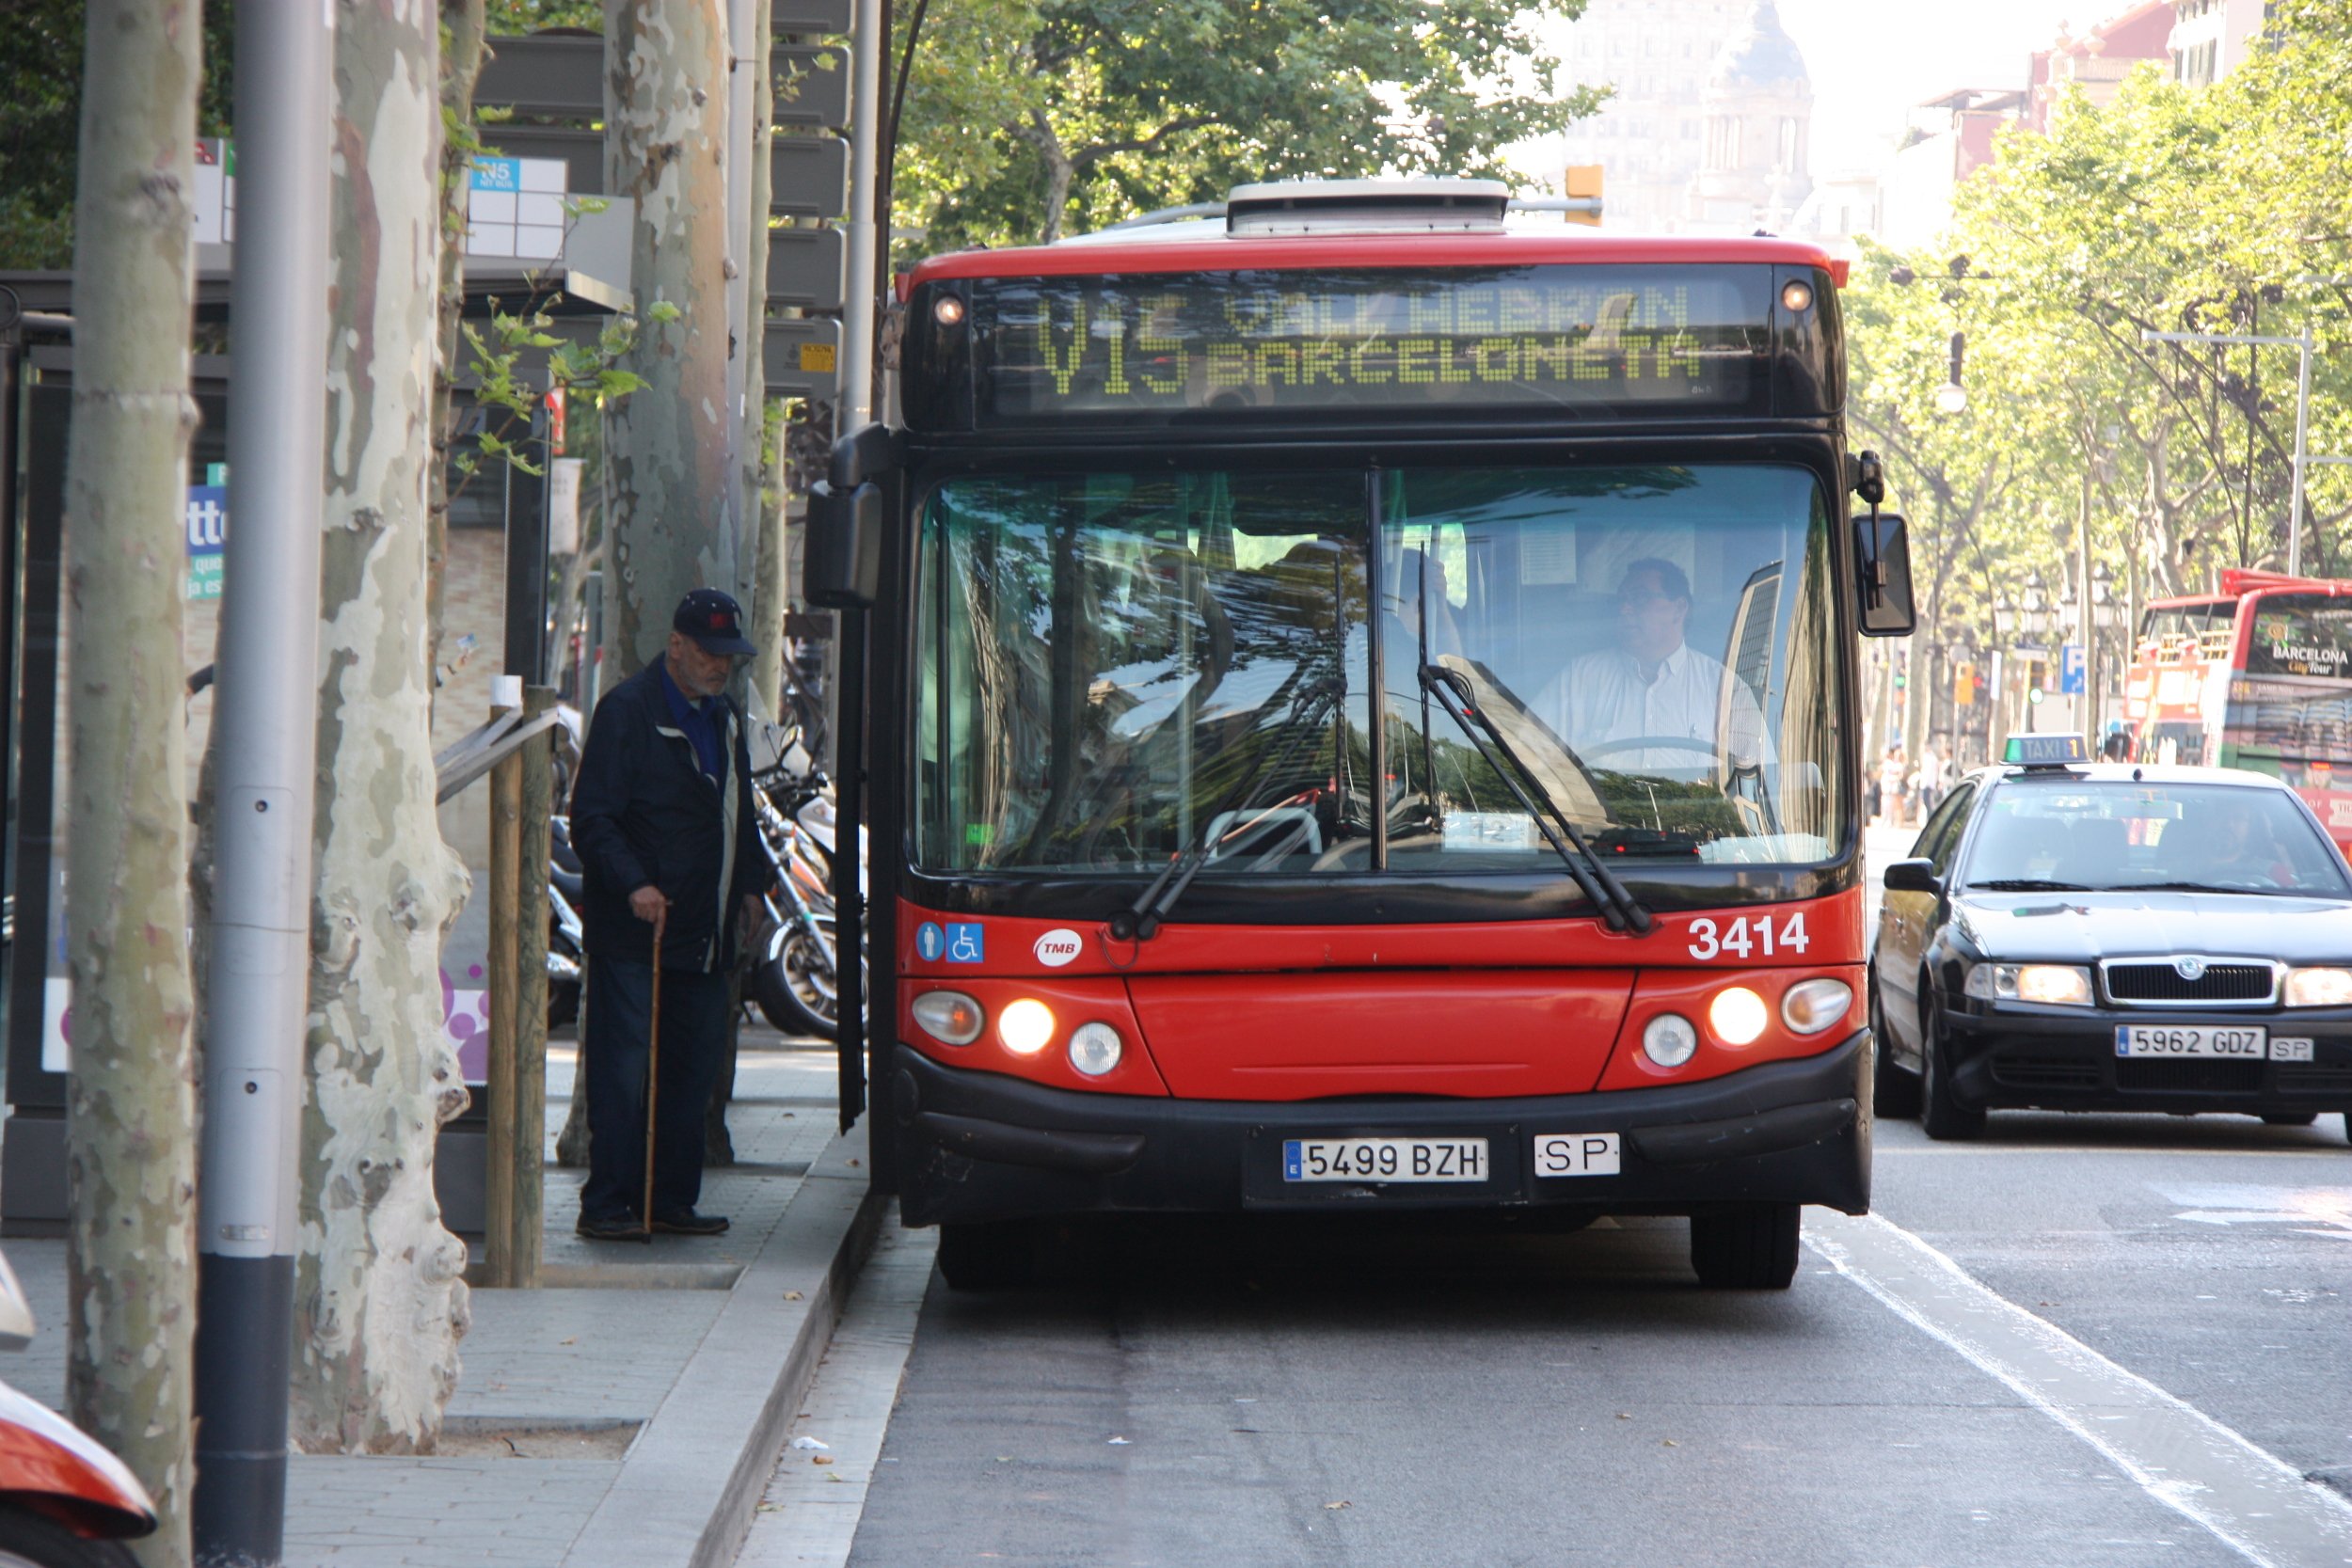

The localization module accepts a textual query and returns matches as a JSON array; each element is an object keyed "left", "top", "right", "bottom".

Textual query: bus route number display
[{"left": 968, "top": 265, "right": 1773, "bottom": 420}]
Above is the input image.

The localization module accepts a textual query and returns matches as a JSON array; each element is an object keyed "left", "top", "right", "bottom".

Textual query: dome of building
[{"left": 1707, "top": 0, "right": 1811, "bottom": 98}]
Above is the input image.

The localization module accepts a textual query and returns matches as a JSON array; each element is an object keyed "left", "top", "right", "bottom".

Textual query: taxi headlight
[
  {"left": 1780, "top": 977, "right": 1853, "bottom": 1036},
  {"left": 1708, "top": 986, "right": 1770, "bottom": 1046},
  {"left": 1642, "top": 1013, "right": 1699, "bottom": 1068},
  {"left": 1068, "top": 1022, "right": 1123, "bottom": 1076},
  {"left": 997, "top": 997, "right": 1056, "bottom": 1054},
  {"left": 911, "top": 990, "right": 984, "bottom": 1046},
  {"left": 2283, "top": 966, "right": 2352, "bottom": 1007},
  {"left": 1963, "top": 963, "right": 2093, "bottom": 1006}
]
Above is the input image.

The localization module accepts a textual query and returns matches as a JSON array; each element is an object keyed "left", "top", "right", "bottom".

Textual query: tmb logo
[{"left": 1033, "top": 928, "right": 1083, "bottom": 968}]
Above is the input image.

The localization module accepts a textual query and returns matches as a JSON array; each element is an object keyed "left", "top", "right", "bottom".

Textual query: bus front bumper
[{"left": 889, "top": 1032, "right": 1872, "bottom": 1227}]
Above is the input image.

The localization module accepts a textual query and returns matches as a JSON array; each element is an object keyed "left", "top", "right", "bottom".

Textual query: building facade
[
  {"left": 1683, "top": 0, "right": 1814, "bottom": 235},
  {"left": 1554, "top": 0, "right": 1749, "bottom": 234},
  {"left": 2169, "top": 0, "right": 2270, "bottom": 85}
]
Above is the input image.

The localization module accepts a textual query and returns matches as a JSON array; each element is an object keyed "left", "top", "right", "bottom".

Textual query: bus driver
[{"left": 1541, "top": 558, "right": 1771, "bottom": 774}]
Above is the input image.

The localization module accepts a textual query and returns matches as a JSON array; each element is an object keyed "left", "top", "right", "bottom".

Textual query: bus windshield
[{"left": 914, "top": 463, "right": 1847, "bottom": 877}]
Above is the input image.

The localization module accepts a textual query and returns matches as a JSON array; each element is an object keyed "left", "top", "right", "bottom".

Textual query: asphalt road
[{"left": 803, "top": 830, "right": 2352, "bottom": 1568}]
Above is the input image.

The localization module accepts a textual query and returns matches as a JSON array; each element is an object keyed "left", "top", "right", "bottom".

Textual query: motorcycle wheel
[
  {"left": 0, "top": 1506, "right": 141, "bottom": 1568},
  {"left": 752, "top": 921, "right": 837, "bottom": 1038}
]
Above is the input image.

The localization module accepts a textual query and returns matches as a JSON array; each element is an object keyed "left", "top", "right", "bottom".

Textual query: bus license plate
[
  {"left": 2115, "top": 1025, "right": 2266, "bottom": 1058},
  {"left": 1281, "top": 1137, "right": 1487, "bottom": 1182}
]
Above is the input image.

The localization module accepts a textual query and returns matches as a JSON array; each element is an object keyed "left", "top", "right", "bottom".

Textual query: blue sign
[
  {"left": 915, "top": 922, "right": 945, "bottom": 962},
  {"left": 2059, "top": 642, "right": 2086, "bottom": 695},
  {"left": 944, "top": 923, "right": 984, "bottom": 963},
  {"left": 470, "top": 155, "right": 522, "bottom": 192},
  {"left": 185, "top": 484, "right": 226, "bottom": 601}
]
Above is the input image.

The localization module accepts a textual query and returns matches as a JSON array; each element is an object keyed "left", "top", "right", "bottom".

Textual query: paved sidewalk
[{"left": 2, "top": 1033, "right": 884, "bottom": 1568}]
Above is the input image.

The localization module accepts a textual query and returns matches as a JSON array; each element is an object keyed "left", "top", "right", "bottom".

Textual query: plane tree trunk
[
  {"left": 293, "top": 0, "right": 474, "bottom": 1453},
  {"left": 61, "top": 4, "right": 202, "bottom": 1560},
  {"left": 602, "top": 0, "right": 737, "bottom": 678}
]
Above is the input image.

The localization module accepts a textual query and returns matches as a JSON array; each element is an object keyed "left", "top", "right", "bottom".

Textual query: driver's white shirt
[{"left": 1540, "top": 642, "right": 1772, "bottom": 772}]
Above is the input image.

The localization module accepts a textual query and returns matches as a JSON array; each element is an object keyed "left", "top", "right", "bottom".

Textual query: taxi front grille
[
  {"left": 2102, "top": 961, "right": 2275, "bottom": 1006},
  {"left": 2277, "top": 1066, "right": 2352, "bottom": 1096},
  {"left": 1990, "top": 1055, "right": 2102, "bottom": 1091},
  {"left": 2114, "top": 1059, "right": 2265, "bottom": 1094}
]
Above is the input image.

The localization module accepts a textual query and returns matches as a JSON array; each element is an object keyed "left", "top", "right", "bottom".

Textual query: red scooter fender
[{"left": 0, "top": 1380, "right": 155, "bottom": 1540}]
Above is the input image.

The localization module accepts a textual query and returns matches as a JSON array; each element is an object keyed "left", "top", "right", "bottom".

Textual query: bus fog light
[
  {"left": 912, "top": 989, "right": 984, "bottom": 1045},
  {"left": 1708, "top": 986, "right": 1769, "bottom": 1046},
  {"left": 998, "top": 998, "right": 1055, "bottom": 1054},
  {"left": 1642, "top": 1013, "right": 1699, "bottom": 1068},
  {"left": 2284, "top": 967, "right": 2352, "bottom": 1006},
  {"left": 1780, "top": 977, "right": 1852, "bottom": 1035},
  {"left": 1068, "top": 1022, "right": 1123, "bottom": 1076}
]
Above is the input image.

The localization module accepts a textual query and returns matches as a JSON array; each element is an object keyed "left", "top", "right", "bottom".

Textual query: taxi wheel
[
  {"left": 1690, "top": 1203, "right": 1800, "bottom": 1290},
  {"left": 1918, "top": 991, "right": 1986, "bottom": 1142},
  {"left": 936, "top": 1218, "right": 1041, "bottom": 1291},
  {"left": 1868, "top": 976, "right": 1921, "bottom": 1119}
]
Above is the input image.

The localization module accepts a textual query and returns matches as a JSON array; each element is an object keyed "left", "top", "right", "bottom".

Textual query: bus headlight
[
  {"left": 1708, "top": 986, "right": 1770, "bottom": 1046},
  {"left": 2283, "top": 967, "right": 2352, "bottom": 1007},
  {"left": 1781, "top": 977, "right": 1853, "bottom": 1035},
  {"left": 1963, "top": 963, "right": 2092, "bottom": 1006},
  {"left": 1068, "top": 1022, "right": 1123, "bottom": 1076},
  {"left": 1642, "top": 1013, "right": 1699, "bottom": 1068},
  {"left": 998, "top": 998, "right": 1055, "bottom": 1054},
  {"left": 911, "top": 990, "right": 983, "bottom": 1045}
]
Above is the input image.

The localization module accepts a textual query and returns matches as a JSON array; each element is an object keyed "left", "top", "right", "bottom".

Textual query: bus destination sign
[{"left": 967, "top": 264, "right": 1775, "bottom": 422}]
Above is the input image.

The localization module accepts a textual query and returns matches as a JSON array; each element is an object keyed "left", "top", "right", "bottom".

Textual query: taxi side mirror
[
  {"left": 1853, "top": 513, "right": 1917, "bottom": 637},
  {"left": 1882, "top": 857, "right": 1941, "bottom": 895}
]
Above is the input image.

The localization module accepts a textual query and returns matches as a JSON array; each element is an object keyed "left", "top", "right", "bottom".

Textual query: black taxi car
[{"left": 1869, "top": 735, "right": 2352, "bottom": 1140}]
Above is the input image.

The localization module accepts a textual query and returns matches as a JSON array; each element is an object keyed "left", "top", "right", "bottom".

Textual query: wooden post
[
  {"left": 485, "top": 681, "right": 524, "bottom": 1286},
  {"left": 511, "top": 686, "right": 557, "bottom": 1285}
]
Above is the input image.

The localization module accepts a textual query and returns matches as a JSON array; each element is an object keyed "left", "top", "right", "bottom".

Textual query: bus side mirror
[
  {"left": 807, "top": 479, "right": 882, "bottom": 609},
  {"left": 1853, "top": 513, "right": 1916, "bottom": 637}
]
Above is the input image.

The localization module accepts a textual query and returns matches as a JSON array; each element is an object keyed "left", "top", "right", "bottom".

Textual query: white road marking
[
  {"left": 736, "top": 1212, "right": 935, "bottom": 1568},
  {"left": 1808, "top": 1209, "right": 2352, "bottom": 1568}
]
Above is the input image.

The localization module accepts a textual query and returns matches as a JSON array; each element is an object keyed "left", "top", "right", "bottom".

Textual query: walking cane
[{"left": 640, "top": 901, "right": 667, "bottom": 1243}]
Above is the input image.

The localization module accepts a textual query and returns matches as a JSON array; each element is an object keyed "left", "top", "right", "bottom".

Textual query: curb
[{"left": 560, "top": 1122, "right": 888, "bottom": 1568}]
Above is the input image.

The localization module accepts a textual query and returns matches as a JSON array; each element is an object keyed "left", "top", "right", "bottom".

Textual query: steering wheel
[{"left": 1579, "top": 736, "right": 1728, "bottom": 770}]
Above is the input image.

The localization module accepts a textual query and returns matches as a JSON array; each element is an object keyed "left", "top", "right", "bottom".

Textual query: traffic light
[
  {"left": 1893, "top": 671, "right": 1907, "bottom": 690},
  {"left": 1564, "top": 164, "right": 1602, "bottom": 227},
  {"left": 1954, "top": 661, "right": 1977, "bottom": 706}
]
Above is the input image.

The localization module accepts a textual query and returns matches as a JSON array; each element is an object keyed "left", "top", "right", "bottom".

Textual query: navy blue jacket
[{"left": 569, "top": 661, "right": 769, "bottom": 971}]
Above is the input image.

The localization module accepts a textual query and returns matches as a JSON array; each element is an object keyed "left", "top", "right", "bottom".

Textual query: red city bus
[
  {"left": 806, "top": 180, "right": 1915, "bottom": 1290},
  {"left": 2123, "top": 568, "right": 2352, "bottom": 853}
]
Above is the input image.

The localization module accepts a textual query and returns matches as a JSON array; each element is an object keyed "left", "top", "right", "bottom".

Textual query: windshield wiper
[
  {"left": 1966, "top": 879, "right": 2092, "bottom": 892},
  {"left": 1109, "top": 674, "right": 1340, "bottom": 942},
  {"left": 2115, "top": 879, "right": 2294, "bottom": 896},
  {"left": 1418, "top": 664, "right": 1652, "bottom": 934}
]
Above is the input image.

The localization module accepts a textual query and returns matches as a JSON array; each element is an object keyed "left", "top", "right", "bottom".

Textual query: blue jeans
[{"left": 580, "top": 955, "right": 732, "bottom": 1224}]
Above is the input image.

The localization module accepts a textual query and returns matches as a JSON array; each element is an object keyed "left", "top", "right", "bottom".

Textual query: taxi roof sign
[{"left": 2003, "top": 733, "right": 2090, "bottom": 767}]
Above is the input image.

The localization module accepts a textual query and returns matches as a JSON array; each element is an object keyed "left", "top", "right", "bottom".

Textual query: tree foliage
[
  {"left": 1844, "top": 3, "right": 2352, "bottom": 748},
  {"left": 892, "top": 0, "right": 1603, "bottom": 251}
]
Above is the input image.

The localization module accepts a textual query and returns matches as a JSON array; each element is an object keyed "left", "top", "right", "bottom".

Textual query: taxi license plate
[
  {"left": 1281, "top": 1137, "right": 1487, "bottom": 1182},
  {"left": 2115, "top": 1024, "right": 2267, "bottom": 1058}
]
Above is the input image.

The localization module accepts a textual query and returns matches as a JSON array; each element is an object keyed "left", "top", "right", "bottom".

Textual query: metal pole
[
  {"left": 192, "top": 2, "right": 332, "bottom": 1561},
  {"left": 2290, "top": 322, "right": 2312, "bottom": 577},
  {"left": 839, "top": 0, "right": 882, "bottom": 427},
  {"left": 725, "top": 0, "right": 755, "bottom": 530},
  {"left": 2078, "top": 457, "right": 2096, "bottom": 737}
]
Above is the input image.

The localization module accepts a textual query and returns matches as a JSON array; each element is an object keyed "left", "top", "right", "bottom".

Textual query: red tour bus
[
  {"left": 2123, "top": 568, "right": 2352, "bottom": 854},
  {"left": 806, "top": 179, "right": 1915, "bottom": 1290}
]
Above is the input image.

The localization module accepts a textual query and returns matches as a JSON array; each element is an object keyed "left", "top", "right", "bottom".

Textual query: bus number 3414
[{"left": 1685, "top": 912, "right": 1809, "bottom": 961}]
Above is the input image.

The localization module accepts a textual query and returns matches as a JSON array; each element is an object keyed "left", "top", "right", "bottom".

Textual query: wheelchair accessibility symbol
[
  {"left": 945, "top": 923, "right": 984, "bottom": 963},
  {"left": 915, "top": 922, "right": 946, "bottom": 962}
]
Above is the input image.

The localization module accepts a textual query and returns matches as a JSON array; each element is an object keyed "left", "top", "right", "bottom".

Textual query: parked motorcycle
[
  {"left": 744, "top": 723, "right": 865, "bottom": 1038},
  {"left": 0, "top": 1249, "right": 156, "bottom": 1566}
]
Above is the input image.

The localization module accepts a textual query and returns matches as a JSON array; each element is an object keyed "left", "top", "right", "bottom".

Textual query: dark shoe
[
  {"left": 576, "top": 1212, "right": 647, "bottom": 1242},
  {"left": 651, "top": 1210, "right": 730, "bottom": 1236}
]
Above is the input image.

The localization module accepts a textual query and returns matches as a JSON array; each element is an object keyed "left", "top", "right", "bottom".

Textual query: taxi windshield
[{"left": 1964, "top": 782, "right": 2351, "bottom": 895}]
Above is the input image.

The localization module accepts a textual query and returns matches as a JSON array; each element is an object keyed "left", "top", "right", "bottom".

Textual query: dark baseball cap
[{"left": 674, "top": 588, "right": 756, "bottom": 657}]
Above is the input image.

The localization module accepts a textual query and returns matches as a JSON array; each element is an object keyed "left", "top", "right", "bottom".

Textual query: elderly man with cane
[{"left": 568, "top": 588, "right": 773, "bottom": 1241}]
